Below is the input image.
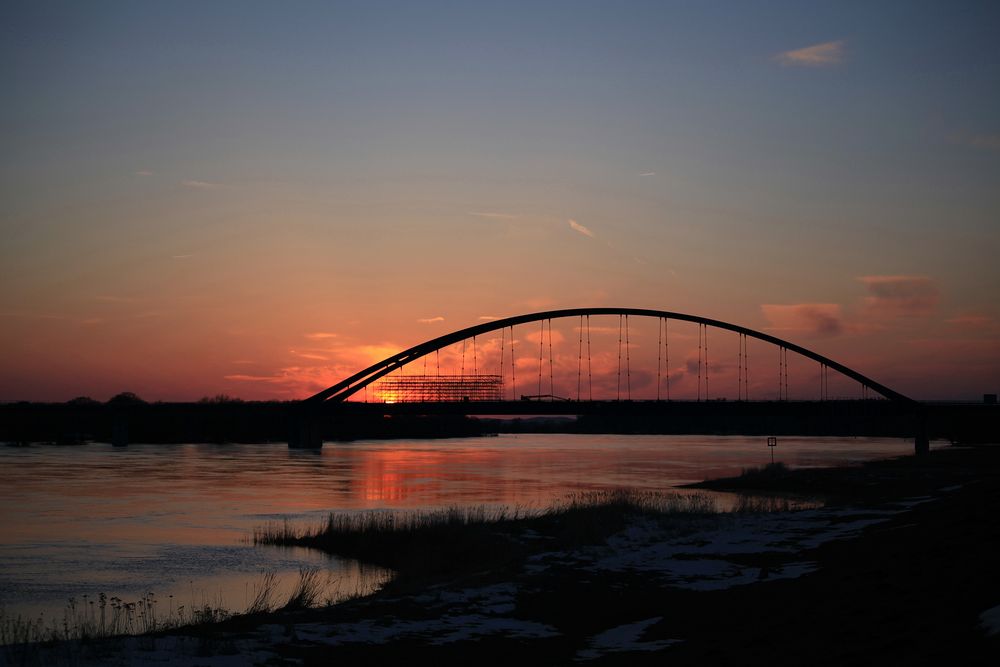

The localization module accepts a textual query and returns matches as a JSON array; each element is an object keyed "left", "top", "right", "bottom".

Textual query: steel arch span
[{"left": 305, "top": 308, "right": 915, "bottom": 405}]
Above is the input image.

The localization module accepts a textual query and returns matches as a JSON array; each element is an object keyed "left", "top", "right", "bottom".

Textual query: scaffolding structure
[{"left": 374, "top": 374, "right": 503, "bottom": 402}]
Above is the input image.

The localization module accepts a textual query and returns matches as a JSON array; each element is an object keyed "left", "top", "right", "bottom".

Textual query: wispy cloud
[
  {"left": 858, "top": 275, "right": 939, "bottom": 316},
  {"left": 0, "top": 311, "right": 68, "bottom": 320},
  {"left": 417, "top": 316, "right": 445, "bottom": 324},
  {"left": 639, "top": 172, "right": 656, "bottom": 177},
  {"left": 478, "top": 315, "right": 501, "bottom": 321},
  {"left": 945, "top": 314, "right": 993, "bottom": 329},
  {"left": 968, "top": 134, "right": 1000, "bottom": 151},
  {"left": 774, "top": 40, "right": 845, "bottom": 67},
  {"left": 950, "top": 132, "right": 1000, "bottom": 152},
  {"left": 521, "top": 297, "right": 557, "bottom": 310},
  {"left": 290, "top": 350, "right": 330, "bottom": 361},
  {"left": 181, "top": 179, "right": 224, "bottom": 190},
  {"left": 95, "top": 295, "right": 138, "bottom": 303},
  {"left": 469, "top": 211, "right": 521, "bottom": 220},
  {"left": 172, "top": 254, "right": 194, "bottom": 259},
  {"left": 136, "top": 170, "right": 154, "bottom": 177},
  {"left": 761, "top": 303, "right": 845, "bottom": 337},
  {"left": 567, "top": 219, "right": 596, "bottom": 239},
  {"left": 304, "top": 332, "right": 338, "bottom": 340},
  {"left": 225, "top": 373, "right": 281, "bottom": 383}
]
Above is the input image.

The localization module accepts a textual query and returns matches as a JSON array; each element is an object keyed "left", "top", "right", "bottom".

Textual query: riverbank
[{"left": 7, "top": 444, "right": 1000, "bottom": 666}]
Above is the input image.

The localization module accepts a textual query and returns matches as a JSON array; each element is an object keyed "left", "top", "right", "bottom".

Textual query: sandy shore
[{"left": 9, "top": 445, "right": 1000, "bottom": 666}]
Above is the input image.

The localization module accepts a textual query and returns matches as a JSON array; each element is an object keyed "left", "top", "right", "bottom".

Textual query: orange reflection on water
[{"left": 352, "top": 445, "right": 517, "bottom": 506}]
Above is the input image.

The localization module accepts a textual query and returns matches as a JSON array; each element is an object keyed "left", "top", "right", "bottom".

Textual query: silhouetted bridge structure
[
  {"left": 3, "top": 308, "right": 995, "bottom": 449},
  {"left": 288, "top": 307, "right": 986, "bottom": 452}
]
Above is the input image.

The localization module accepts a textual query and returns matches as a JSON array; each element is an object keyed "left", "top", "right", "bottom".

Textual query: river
[{"left": 0, "top": 434, "right": 930, "bottom": 625}]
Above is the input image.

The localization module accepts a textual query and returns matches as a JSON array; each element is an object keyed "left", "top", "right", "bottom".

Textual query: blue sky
[{"left": 2, "top": 1, "right": 998, "bottom": 400}]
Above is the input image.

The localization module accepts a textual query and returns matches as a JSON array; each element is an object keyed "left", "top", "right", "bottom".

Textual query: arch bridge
[{"left": 294, "top": 308, "right": 926, "bottom": 451}]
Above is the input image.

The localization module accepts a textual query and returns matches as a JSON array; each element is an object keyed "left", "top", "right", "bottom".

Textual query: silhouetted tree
[
  {"left": 198, "top": 394, "right": 244, "bottom": 404},
  {"left": 66, "top": 396, "right": 99, "bottom": 405},
  {"left": 106, "top": 392, "right": 146, "bottom": 406}
]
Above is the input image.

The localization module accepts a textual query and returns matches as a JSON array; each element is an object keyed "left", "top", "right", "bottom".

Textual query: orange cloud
[
  {"left": 567, "top": 219, "right": 596, "bottom": 238},
  {"left": 290, "top": 350, "right": 330, "bottom": 361}
]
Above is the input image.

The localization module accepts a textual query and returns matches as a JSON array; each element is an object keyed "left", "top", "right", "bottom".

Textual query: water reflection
[{"left": 0, "top": 434, "right": 930, "bottom": 623}]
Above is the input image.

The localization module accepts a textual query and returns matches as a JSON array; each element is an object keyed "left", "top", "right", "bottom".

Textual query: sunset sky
[{"left": 2, "top": 1, "right": 998, "bottom": 402}]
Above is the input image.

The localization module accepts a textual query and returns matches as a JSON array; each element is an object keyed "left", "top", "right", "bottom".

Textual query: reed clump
[
  {"left": 737, "top": 462, "right": 791, "bottom": 483},
  {"left": 0, "top": 567, "right": 376, "bottom": 651},
  {"left": 254, "top": 490, "right": 726, "bottom": 576},
  {"left": 0, "top": 590, "right": 230, "bottom": 648},
  {"left": 732, "top": 494, "right": 793, "bottom": 513}
]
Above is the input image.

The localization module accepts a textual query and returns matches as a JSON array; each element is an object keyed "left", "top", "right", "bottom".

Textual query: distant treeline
[{"left": 1, "top": 397, "right": 997, "bottom": 446}]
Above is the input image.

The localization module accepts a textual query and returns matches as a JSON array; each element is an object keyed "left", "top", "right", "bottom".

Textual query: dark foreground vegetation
[
  {"left": 254, "top": 490, "right": 721, "bottom": 578},
  {"left": 250, "top": 445, "right": 1000, "bottom": 667}
]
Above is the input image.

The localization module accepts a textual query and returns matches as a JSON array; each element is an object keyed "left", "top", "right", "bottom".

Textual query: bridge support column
[
  {"left": 289, "top": 412, "right": 323, "bottom": 449},
  {"left": 914, "top": 410, "right": 929, "bottom": 456},
  {"left": 112, "top": 416, "right": 128, "bottom": 447}
]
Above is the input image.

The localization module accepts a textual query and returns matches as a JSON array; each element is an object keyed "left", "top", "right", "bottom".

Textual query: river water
[{"left": 0, "top": 434, "right": 927, "bottom": 624}]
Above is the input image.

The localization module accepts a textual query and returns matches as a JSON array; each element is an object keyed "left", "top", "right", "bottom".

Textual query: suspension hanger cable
[
  {"left": 784, "top": 347, "right": 789, "bottom": 400},
  {"left": 537, "top": 320, "right": 544, "bottom": 397},
  {"left": 617, "top": 314, "right": 623, "bottom": 401},
  {"left": 510, "top": 326, "right": 516, "bottom": 400},
  {"left": 738, "top": 332, "right": 743, "bottom": 401},
  {"left": 577, "top": 315, "right": 583, "bottom": 401},
  {"left": 548, "top": 319, "right": 555, "bottom": 399},
  {"left": 744, "top": 334, "right": 749, "bottom": 401},
  {"left": 625, "top": 314, "right": 631, "bottom": 400},
  {"left": 665, "top": 318, "right": 670, "bottom": 401},
  {"left": 586, "top": 315, "right": 593, "bottom": 401},
  {"left": 498, "top": 327, "right": 505, "bottom": 391},
  {"left": 657, "top": 317, "right": 663, "bottom": 401},
  {"left": 777, "top": 345, "right": 782, "bottom": 400},
  {"left": 698, "top": 323, "right": 705, "bottom": 401},
  {"left": 704, "top": 323, "right": 709, "bottom": 400}
]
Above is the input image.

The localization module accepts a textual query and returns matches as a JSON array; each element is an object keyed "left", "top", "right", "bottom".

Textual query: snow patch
[
  {"left": 979, "top": 604, "right": 1000, "bottom": 636},
  {"left": 564, "top": 502, "right": 916, "bottom": 591},
  {"left": 575, "top": 616, "right": 679, "bottom": 660},
  {"left": 292, "top": 615, "right": 559, "bottom": 646}
]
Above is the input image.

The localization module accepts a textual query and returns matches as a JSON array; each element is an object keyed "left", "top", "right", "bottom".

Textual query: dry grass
[
  {"left": 253, "top": 489, "right": 732, "bottom": 577},
  {"left": 282, "top": 568, "right": 326, "bottom": 611},
  {"left": 0, "top": 590, "right": 231, "bottom": 648},
  {"left": 0, "top": 565, "right": 384, "bottom": 653}
]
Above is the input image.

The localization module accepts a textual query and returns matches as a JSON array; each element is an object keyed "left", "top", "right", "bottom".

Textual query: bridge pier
[
  {"left": 288, "top": 412, "right": 323, "bottom": 449},
  {"left": 914, "top": 411, "right": 929, "bottom": 456},
  {"left": 112, "top": 416, "right": 128, "bottom": 447}
]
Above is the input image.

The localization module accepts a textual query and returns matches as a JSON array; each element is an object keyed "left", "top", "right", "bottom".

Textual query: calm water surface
[{"left": 0, "top": 434, "right": 928, "bottom": 622}]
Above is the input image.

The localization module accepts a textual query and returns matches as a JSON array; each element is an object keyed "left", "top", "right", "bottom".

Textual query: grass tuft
[
  {"left": 737, "top": 462, "right": 791, "bottom": 483},
  {"left": 254, "top": 490, "right": 725, "bottom": 577},
  {"left": 282, "top": 568, "right": 326, "bottom": 611}
]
